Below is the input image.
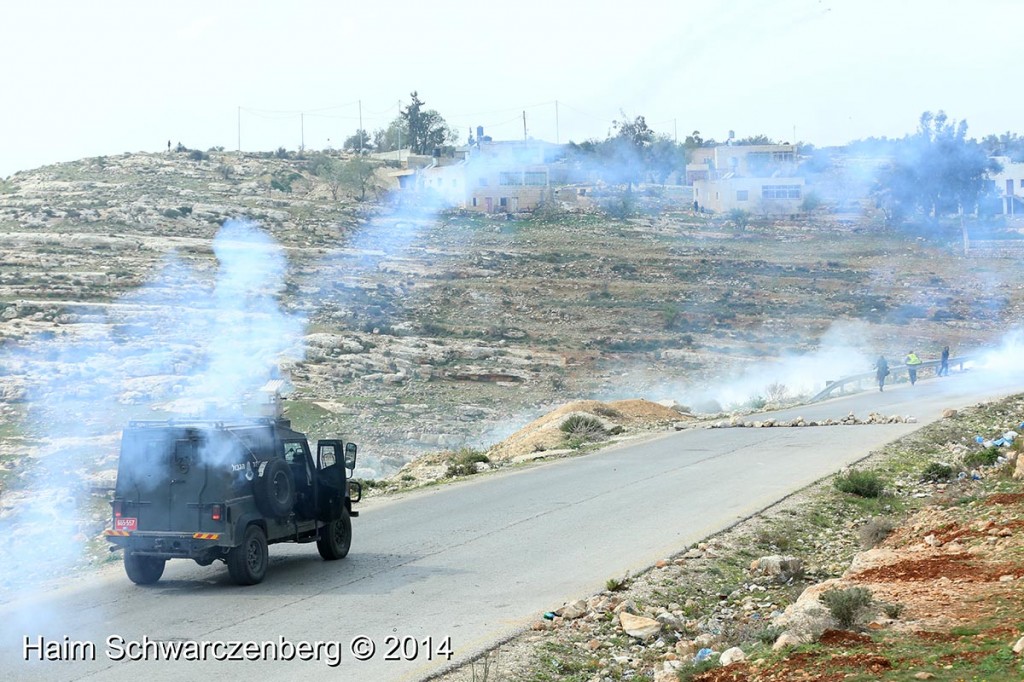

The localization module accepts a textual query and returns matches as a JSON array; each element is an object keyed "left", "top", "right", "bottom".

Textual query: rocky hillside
[{"left": 2, "top": 150, "right": 1024, "bottom": 488}]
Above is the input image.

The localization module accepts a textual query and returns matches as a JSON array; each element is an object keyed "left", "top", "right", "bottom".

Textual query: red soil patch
[
  {"left": 818, "top": 629, "right": 873, "bottom": 646},
  {"left": 983, "top": 492, "right": 1024, "bottom": 505},
  {"left": 827, "top": 654, "right": 892, "bottom": 673},
  {"left": 914, "top": 630, "right": 959, "bottom": 643},
  {"left": 855, "top": 553, "right": 1019, "bottom": 582},
  {"left": 930, "top": 522, "right": 982, "bottom": 544}
]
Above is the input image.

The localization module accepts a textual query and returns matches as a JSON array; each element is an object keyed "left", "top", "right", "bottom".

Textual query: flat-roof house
[
  {"left": 408, "top": 129, "right": 567, "bottom": 213},
  {"left": 691, "top": 144, "right": 805, "bottom": 215}
]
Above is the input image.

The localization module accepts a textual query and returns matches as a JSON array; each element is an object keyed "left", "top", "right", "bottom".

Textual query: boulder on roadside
[
  {"left": 555, "top": 599, "right": 588, "bottom": 620},
  {"left": 619, "top": 612, "right": 662, "bottom": 640},
  {"left": 750, "top": 555, "right": 804, "bottom": 582}
]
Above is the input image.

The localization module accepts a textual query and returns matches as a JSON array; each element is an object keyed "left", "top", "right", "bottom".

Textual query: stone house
[
  {"left": 406, "top": 131, "right": 568, "bottom": 213},
  {"left": 690, "top": 144, "right": 805, "bottom": 215}
]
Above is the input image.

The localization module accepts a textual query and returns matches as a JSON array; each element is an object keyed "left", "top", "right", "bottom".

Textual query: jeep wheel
[
  {"left": 227, "top": 525, "right": 268, "bottom": 585},
  {"left": 316, "top": 509, "right": 351, "bottom": 560},
  {"left": 254, "top": 458, "right": 294, "bottom": 518},
  {"left": 124, "top": 551, "right": 166, "bottom": 585}
]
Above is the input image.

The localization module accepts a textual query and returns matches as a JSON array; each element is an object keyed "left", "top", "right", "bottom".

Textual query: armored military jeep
[{"left": 104, "top": 418, "right": 361, "bottom": 586}]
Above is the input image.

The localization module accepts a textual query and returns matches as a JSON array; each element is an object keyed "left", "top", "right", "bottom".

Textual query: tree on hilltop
[
  {"left": 343, "top": 129, "right": 373, "bottom": 153},
  {"left": 371, "top": 92, "right": 455, "bottom": 155}
]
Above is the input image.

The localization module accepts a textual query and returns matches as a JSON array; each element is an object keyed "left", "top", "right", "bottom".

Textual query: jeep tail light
[
  {"left": 112, "top": 500, "right": 122, "bottom": 519},
  {"left": 210, "top": 505, "right": 222, "bottom": 522}
]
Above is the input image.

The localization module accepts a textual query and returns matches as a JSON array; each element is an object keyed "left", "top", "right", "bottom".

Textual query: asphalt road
[{"left": 2, "top": 370, "right": 1021, "bottom": 682}]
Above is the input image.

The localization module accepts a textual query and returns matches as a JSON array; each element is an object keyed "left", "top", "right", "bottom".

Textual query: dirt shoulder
[{"left": 425, "top": 394, "right": 1024, "bottom": 682}]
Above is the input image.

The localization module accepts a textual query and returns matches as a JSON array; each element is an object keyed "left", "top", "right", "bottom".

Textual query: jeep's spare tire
[{"left": 254, "top": 459, "right": 294, "bottom": 517}]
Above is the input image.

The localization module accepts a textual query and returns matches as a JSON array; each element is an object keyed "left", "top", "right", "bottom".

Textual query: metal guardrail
[{"left": 809, "top": 355, "right": 973, "bottom": 403}]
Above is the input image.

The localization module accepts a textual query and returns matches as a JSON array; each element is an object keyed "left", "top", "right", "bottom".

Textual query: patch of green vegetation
[
  {"left": 834, "top": 469, "right": 886, "bottom": 498},
  {"left": 528, "top": 641, "right": 599, "bottom": 682},
  {"left": 820, "top": 586, "right": 874, "bottom": 628},
  {"left": 445, "top": 448, "right": 490, "bottom": 477},
  {"left": 921, "top": 460, "right": 957, "bottom": 482},
  {"left": 964, "top": 446, "right": 1002, "bottom": 468},
  {"left": 559, "top": 414, "right": 607, "bottom": 440},
  {"left": 281, "top": 400, "right": 333, "bottom": 434}
]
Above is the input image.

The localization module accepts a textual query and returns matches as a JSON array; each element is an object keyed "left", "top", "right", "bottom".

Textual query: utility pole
[
  {"left": 522, "top": 110, "right": 527, "bottom": 141},
  {"left": 358, "top": 100, "right": 363, "bottom": 154},
  {"left": 555, "top": 100, "right": 560, "bottom": 144}
]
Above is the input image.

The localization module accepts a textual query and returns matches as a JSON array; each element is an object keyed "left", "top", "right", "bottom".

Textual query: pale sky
[{"left": 1, "top": 0, "right": 1020, "bottom": 177}]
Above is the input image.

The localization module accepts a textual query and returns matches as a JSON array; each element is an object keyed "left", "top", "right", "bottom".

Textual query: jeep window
[
  {"left": 319, "top": 443, "right": 337, "bottom": 468},
  {"left": 283, "top": 440, "right": 312, "bottom": 486}
]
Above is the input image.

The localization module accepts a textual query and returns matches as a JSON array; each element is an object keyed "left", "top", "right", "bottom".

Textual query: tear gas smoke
[{"left": 0, "top": 218, "right": 302, "bottom": 608}]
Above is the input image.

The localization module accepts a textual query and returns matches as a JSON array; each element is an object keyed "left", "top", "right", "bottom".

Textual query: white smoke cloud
[{"left": 0, "top": 218, "right": 302, "bottom": 604}]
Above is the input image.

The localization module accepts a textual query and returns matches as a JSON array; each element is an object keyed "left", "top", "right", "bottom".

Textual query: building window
[
  {"left": 472, "top": 198, "right": 477, "bottom": 207},
  {"left": 762, "top": 185, "right": 801, "bottom": 199},
  {"left": 478, "top": 177, "right": 488, "bottom": 187},
  {"left": 499, "top": 197, "right": 508, "bottom": 207},
  {"left": 736, "top": 190, "right": 748, "bottom": 201},
  {"left": 524, "top": 171, "right": 546, "bottom": 186},
  {"left": 499, "top": 172, "right": 522, "bottom": 186}
]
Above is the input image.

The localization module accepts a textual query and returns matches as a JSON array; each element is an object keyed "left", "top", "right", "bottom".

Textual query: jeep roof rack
[{"left": 127, "top": 417, "right": 277, "bottom": 429}]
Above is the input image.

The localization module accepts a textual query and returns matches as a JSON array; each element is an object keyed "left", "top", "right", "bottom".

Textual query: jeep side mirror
[{"left": 344, "top": 442, "right": 357, "bottom": 470}]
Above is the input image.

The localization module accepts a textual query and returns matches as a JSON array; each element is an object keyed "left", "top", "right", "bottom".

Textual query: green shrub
[
  {"left": 858, "top": 517, "right": 896, "bottom": 549},
  {"left": 964, "top": 446, "right": 1001, "bottom": 468},
  {"left": 445, "top": 448, "right": 490, "bottom": 477},
  {"left": 757, "top": 624, "right": 785, "bottom": 645},
  {"left": 820, "top": 586, "right": 873, "bottom": 628},
  {"left": 559, "top": 414, "right": 607, "bottom": 440},
  {"left": 921, "top": 461, "right": 956, "bottom": 482},
  {"left": 882, "top": 602, "right": 904, "bottom": 619},
  {"left": 605, "top": 577, "right": 627, "bottom": 592},
  {"left": 834, "top": 469, "right": 885, "bottom": 498}
]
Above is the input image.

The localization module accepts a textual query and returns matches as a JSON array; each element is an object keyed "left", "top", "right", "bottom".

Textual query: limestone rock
[
  {"left": 619, "top": 612, "right": 662, "bottom": 640},
  {"left": 555, "top": 599, "right": 588, "bottom": 620},
  {"left": 750, "top": 555, "right": 804, "bottom": 582},
  {"left": 771, "top": 587, "right": 837, "bottom": 648},
  {"left": 719, "top": 646, "right": 746, "bottom": 666},
  {"left": 1013, "top": 635, "right": 1024, "bottom": 654}
]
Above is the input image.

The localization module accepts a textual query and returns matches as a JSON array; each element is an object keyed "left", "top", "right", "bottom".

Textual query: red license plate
[{"left": 114, "top": 517, "right": 138, "bottom": 531}]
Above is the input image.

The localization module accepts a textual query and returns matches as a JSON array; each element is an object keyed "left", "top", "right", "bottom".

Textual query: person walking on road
[
  {"left": 939, "top": 345, "right": 950, "bottom": 376},
  {"left": 905, "top": 350, "right": 922, "bottom": 385},
  {"left": 875, "top": 355, "right": 890, "bottom": 392}
]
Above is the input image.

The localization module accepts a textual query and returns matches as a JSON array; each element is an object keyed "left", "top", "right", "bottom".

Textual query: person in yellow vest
[{"left": 905, "top": 350, "right": 922, "bottom": 385}]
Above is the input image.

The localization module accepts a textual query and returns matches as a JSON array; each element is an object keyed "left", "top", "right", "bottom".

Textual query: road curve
[{"left": 2, "top": 371, "right": 1020, "bottom": 682}]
